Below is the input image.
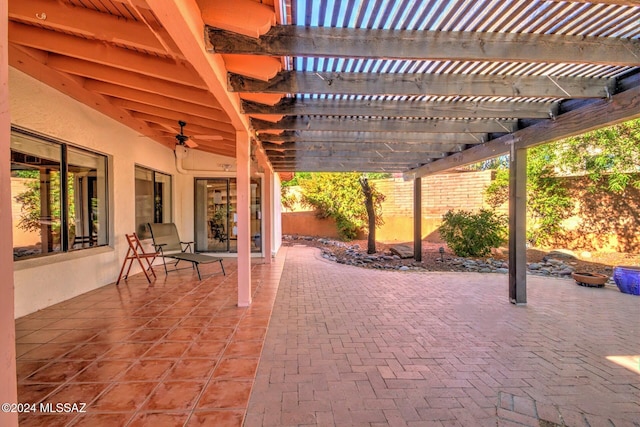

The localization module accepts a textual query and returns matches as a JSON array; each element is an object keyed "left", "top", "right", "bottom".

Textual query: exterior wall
[
  {"left": 553, "top": 175, "right": 640, "bottom": 252},
  {"left": 9, "top": 68, "right": 241, "bottom": 317}
]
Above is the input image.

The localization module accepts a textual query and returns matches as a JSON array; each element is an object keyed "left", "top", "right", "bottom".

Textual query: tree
[
  {"left": 298, "top": 172, "right": 385, "bottom": 242},
  {"left": 483, "top": 118, "right": 640, "bottom": 245},
  {"left": 359, "top": 175, "right": 376, "bottom": 254}
]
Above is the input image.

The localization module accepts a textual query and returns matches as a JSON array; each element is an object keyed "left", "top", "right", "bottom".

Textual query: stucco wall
[
  {"left": 282, "top": 171, "right": 494, "bottom": 243},
  {"left": 9, "top": 68, "right": 239, "bottom": 317}
]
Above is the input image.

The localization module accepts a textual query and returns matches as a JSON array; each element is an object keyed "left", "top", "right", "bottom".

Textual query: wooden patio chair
[
  {"left": 148, "top": 223, "right": 225, "bottom": 280},
  {"left": 116, "top": 233, "right": 159, "bottom": 284}
]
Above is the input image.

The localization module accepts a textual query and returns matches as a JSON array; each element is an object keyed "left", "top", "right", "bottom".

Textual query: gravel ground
[{"left": 283, "top": 235, "right": 640, "bottom": 280}]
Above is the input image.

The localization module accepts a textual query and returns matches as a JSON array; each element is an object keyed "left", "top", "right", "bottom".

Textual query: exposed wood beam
[
  {"left": 266, "top": 151, "right": 446, "bottom": 160},
  {"left": 46, "top": 56, "right": 221, "bottom": 109},
  {"left": 405, "top": 81, "right": 640, "bottom": 179},
  {"left": 257, "top": 130, "right": 487, "bottom": 144},
  {"left": 270, "top": 161, "right": 421, "bottom": 172},
  {"left": 252, "top": 117, "right": 517, "bottom": 133},
  {"left": 85, "top": 82, "right": 225, "bottom": 119},
  {"left": 132, "top": 112, "right": 236, "bottom": 140},
  {"left": 9, "top": 0, "right": 181, "bottom": 57},
  {"left": 9, "top": 22, "right": 203, "bottom": 88},
  {"left": 262, "top": 142, "right": 465, "bottom": 153},
  {"left": 242, "top": 98, "right": 558, "bottom": 119},
  {"left": 9, "top": 44, "right": 172, "bottom": 149},
  {"left": 208, "top": 25, "right": 640, "bottom": 67},
  {"left": 109, "top": 98, "right": 233, "bottom": 131},
  {"left": 146, "top": 0, "right": 249, "bottom": 131},
  {"left": 83, "top": 80, "right": 223, "bottom": 110},
  {"left": 229, "top": 71, "right": 613, "bottom": 99}
]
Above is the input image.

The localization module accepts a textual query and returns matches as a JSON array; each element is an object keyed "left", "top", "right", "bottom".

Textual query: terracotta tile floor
[{"left": 15, "top": 253, "right": 285, "bottom": 427}]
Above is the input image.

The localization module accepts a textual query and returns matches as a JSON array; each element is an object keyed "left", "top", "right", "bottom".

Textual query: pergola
[{"left": 1, "top": 1, "right": 639, "bottom": 423}]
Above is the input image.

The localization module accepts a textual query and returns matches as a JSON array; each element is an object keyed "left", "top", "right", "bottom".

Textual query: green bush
[{"left": 439, "top": 209, "right": 507, "bottom": 257}]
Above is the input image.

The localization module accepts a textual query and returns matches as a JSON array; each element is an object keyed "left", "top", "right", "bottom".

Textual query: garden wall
[
  {"left": 282, "top": 171, "right": 640, "bottom": 252},
  {"left": 282, "top": 170, "right": 494, "bottom": 243}
]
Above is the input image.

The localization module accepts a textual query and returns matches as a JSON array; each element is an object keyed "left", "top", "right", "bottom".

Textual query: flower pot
[
  {"left": 613, "top": 266, "right": 640, "bottom": 296},
  {"left": 571, "top": 272, "right": 608, "bottom": 288}
]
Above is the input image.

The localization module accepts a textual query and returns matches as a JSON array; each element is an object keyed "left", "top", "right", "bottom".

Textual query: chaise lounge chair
[{"left": 147, "top": 222, "right": 225, "bottom": 280}]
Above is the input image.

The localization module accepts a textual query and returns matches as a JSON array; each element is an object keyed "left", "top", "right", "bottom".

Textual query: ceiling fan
[
  {"left": 174, "top": 120, "right": 224, "bottom": 149},
  {"left": 175, "top": 120, "right": 198, "bottom": 148}
]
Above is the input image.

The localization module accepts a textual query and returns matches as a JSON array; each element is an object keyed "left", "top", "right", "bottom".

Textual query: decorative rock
[
  {"left": 389, "top": 244, "right": 414, "bottom": 259},
  {"left": 398, "top": 266, "right": 410, "bottom": 271},
  {"left": 496, "top": 268, "right": 509, "bottom": 274},
  {"left": 528, "top": 263, "right": 541, "bottom": 270}
]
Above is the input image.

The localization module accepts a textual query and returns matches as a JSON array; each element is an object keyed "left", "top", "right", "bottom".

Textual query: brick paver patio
[{"left": 245, "top": 246, "right": 640, "bottom": 427}]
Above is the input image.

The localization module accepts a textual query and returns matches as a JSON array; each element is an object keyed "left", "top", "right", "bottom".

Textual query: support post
[
  {"left": 413, "top": 177, "right": 422, "bottom": 262},
  {"left": 0, "top": 0, "right": 19, "bottom": 423},
  {"left": 263, "top": 168, "right": 273, "bottom": 263},
  {"left": 509, "top": 144, "right": 527, "bottom": 304},
  {"left": 236, "top": 131, "right": 252, "bottom": 307}
]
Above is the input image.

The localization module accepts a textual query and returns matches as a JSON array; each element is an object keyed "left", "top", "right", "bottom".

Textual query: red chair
[{"left": 116, "top": 233, "right": 159, "bottom": 284}]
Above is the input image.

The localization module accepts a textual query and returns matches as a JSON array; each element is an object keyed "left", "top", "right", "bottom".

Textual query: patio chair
[
  {"left": 147, "top": 222, "right": 225, "bottom": 280},
  {"left": 116, "top": 233, "right": 158, "bottom": 285}
]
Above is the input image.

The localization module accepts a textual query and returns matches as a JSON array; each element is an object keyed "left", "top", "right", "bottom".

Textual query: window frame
[
  {"left": 10, "top": 126, "right": 110, "bottom": 260},
  {"left": 134, "top": 164, "right": 173, "bottom": 239}
]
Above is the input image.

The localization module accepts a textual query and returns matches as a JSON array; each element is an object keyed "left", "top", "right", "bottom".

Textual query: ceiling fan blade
[
  {"left": 191, "top": 135, "right": 224, "bottom": 141},
  {"left": 184, "top": 139, "right": 198, "bottom": 148}
]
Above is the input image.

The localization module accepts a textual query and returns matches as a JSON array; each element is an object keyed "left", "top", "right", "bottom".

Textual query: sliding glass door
[{"left": 194, "top": 178, "right": 261, "bottom": 253}]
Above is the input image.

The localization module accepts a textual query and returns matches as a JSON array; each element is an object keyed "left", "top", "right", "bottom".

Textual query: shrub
[{"left": 439, "top": 209, "right": 508, "bottom": 257}]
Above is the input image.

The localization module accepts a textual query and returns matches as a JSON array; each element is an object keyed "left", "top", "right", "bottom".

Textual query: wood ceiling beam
[
  {"left": 132, "top": 112, "right": 236, "bottom": 140},
  {"left": 146, "top": 0, "right": 250, "bottom": 131},
  {"left": 83, "top": 80, "right": 223, "bottom": 111},
  {"left": 252, "top": 117, "right": 517, "bottom": 133},
  {"left": 229, "top": 71, "right": 612, "bottom": 99},
  {"left": 208, "top": 25, "right": 640, "bottom": 67},
  {"left": 266, "top": 151, "right": 446, "bottom": 160},
  {"left": 9, "top": 0, "right": 180, "bottom": 57},
  {"left": 9, "top": 22, "right": 203, "bottom": 88},
  {"left": 8, "top": 44, "right": 171, "bottom": 149},
  {"left": 242, "top": 98, "right": 558, "bottom": 119},
  {"left": 45, "top": 55, "right": 221, "bottom": 109},
  {"left": 261, "top": 142, "right": 466, "bottom": 153},
  {"left": 270, "top": 160, "right": 422, "bottom": 172},
  {"left": 84, "top": 81, "right": 224, "bottom": 116},
  {"left": 405, "top": 80, "right": 640, "bottom": 179},
  {"left": 109, "top": 98, "right": 233, "bottom": 130},
  {"left": 257, "top": 130, "right": 486, "bottom": 144}
]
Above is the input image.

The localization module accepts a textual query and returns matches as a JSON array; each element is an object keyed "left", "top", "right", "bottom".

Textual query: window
[
  {"left": 11, "top": 127, "right": 109, "bottom": 259},
  {"left": 135, "top": 165, "right": 172, "bottom": 239}
]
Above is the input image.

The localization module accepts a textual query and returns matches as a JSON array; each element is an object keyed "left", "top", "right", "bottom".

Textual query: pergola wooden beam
[
  {"left": 229, "top": 71, "right": 613, "bottom": 99},
  {"left": 252, "top": 117, "right": 517, "bottom": 133},
  {"left": 208, "top": 25, "right": 640, "bottom": 67},
  {"left": 242, "top": 98, "right": 559, "bottom": 119},
  {"left": 266, "top": 151, "right": 446, "bottom": 161},
  {"left": 257, "top": 130, "right": 487, "bottom": 144},
  {"left": 404, "top": 80, "right": 640, "bottom": 179},
  {"left": 261, "top": 141, "right": 465, "bottom": 153}
]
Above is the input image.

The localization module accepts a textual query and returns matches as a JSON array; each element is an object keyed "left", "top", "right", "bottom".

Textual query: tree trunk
[{"left": 359, "top": 176, "right": 376, "bottom": 254}]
